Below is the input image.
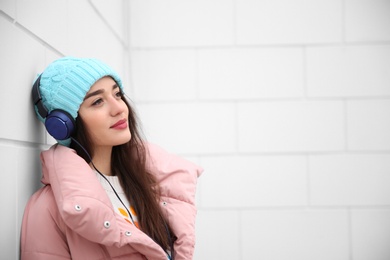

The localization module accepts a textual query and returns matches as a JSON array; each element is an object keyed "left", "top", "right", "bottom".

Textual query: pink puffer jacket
[{"left": 20, "top": 143, "right": 203, "bottom": 260}]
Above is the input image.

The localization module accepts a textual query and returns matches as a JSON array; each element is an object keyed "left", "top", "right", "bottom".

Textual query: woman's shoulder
[
  {"left": 144, "top": 142, "right": 203, "bottom": 205},
  {"left": 145, "top": 142, "right": 203, "bottom": 178},
  {"left": 22, "top": 185, "right": 67, "bottom": 240},
  {"left": 24, "top": 186, "right": 62, "bottom": 222},
  {"left": 21, "top": 186, "right": 71, "bottom": 258}
]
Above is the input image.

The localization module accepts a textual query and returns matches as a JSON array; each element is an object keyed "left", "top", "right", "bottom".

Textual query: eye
[
  {"left": 115, "top": 90, "right": 124, "bottom": 99},
  {"left": 92, "top": 98, "right": 103, "bottom": 106}
]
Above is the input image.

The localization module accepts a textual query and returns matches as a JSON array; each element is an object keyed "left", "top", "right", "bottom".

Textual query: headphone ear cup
[{"left": 45, "top": 110, "right": 75, "bottom": 140}]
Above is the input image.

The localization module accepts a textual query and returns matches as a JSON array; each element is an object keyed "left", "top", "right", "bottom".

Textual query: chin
[{"left": 115, "top": 135, "right": 131, "bottom": 146}]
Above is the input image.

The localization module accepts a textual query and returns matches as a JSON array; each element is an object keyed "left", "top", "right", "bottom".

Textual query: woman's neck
[{"left": 91, "top": 146, "right": 112, "bottom": 176}]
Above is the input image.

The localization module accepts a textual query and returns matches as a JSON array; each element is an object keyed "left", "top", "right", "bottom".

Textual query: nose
[{"left": 109, "top": 97, "right": 126, "bottom": 116}]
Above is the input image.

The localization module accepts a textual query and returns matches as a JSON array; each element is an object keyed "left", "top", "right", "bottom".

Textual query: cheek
[
  {"left": 79, "top": 112, "right": 105, "bottom": 137},
  {"left": 81, "top": 113, "right": 97, "bottom": 130}
]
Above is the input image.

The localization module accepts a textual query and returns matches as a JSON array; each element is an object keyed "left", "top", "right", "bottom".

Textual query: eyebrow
[{"left": 84, "top": 84, "right": 119, "bottom": 101}]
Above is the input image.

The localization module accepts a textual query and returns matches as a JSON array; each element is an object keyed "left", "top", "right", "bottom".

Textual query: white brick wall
[
  {"left": 307, "top": 45, "right": 390, "bottom": 97},
  {"left": 198, "top": 48, "right": 305, "bottom": 99},
  {"left": 241, "top": 209, "right": 350, "bottom": 260},
  {"left": 309, "top": 154, "right": 390, "bottom": 206},
  {"left": 236, "top": 0, "right": 343, "bottom": 44},
  {"left": 238, "top": 100, "right": 346, "bottom": 152},
  {"left": 129, "top": 0, "right": 390, "bottom": 260},
  {"left": 129, "top": 0, "right": 234, "bottom": 47},
  {"left": 1, "top": 0, "right": 390, "bottom": 259},
  {"left": 347, "top": 100, "right": 390, "bottom": 151},
  {"left": 352, "top": 209, "right": 390, "bottom": 260},
  {"left": 199, "top": 155, "right": 308, "bottom": 207}
]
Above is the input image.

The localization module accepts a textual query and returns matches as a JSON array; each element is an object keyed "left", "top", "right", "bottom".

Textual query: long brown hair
[{"left": 70, "top": 95, "right": 176, "bottom": 253}]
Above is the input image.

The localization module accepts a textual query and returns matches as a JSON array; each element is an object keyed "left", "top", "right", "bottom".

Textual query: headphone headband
[{"left": 32, "top": 75, "right": 49, "bottom": 118}]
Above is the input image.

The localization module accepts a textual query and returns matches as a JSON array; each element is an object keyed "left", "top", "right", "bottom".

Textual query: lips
[{"left": 110, "top": 119, "right": 127, "bottom": 129}]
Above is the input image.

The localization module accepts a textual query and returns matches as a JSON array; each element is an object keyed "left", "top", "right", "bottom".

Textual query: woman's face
[{"left": 78, "top": 76, "right": 131, "bottom": 150}]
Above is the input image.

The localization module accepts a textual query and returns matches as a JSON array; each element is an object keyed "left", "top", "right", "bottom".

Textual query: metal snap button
[{"left": 104, "top": 221, "right": 111, "bottom": 228}]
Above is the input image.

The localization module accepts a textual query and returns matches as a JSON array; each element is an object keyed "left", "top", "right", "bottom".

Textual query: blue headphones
[{"left": 32, "top": 75, "right": 75, "bottom": 140}]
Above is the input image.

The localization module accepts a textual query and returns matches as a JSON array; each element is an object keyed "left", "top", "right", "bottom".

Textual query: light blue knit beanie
[{"left": 34, "top": 56, "right": 123, "bottom": 146}]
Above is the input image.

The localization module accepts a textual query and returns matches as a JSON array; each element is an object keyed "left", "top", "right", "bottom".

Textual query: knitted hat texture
[{"left": 34, "top": 56, "right": 123, "bottom": 146}]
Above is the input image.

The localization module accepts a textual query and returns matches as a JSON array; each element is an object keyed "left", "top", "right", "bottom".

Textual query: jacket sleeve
[
  {"left": 21, "top": 187, "right": 71, "bottom": 260},
  {"left": 145, "top": 143, "right": 203, "bottom": 260}
]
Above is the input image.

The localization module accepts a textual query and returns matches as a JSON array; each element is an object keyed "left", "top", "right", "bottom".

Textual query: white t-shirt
[
  {"left": 95, "top": 171, "right": 140, "bottom": 228},
  {"left": 95, "top": 171, "right": 172, "bottom": 259}
]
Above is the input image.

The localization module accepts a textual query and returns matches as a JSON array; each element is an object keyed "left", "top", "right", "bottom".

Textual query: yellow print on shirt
[{"left": 118, "top": 207, "right": 140, "bottom": 228}]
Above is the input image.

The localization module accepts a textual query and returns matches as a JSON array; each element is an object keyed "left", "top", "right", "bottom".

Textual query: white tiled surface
[
  {"left": 347, "top": 99, "right": 390, "bottom": 151},
  {"left": 67, "top": 0, "right": 125, "bottom": 67},
  {"left": 2, "top": 0, "right": 390, "bottom": 259},
  {"left": 0, "top": 16, "right": 46, "bottom": 143},
  {"left": 90, "top": 0, "right": 126, "bottom": 43},
  {"left": 200, "top": 155, "right": 307, "bottom": 207},
  {"left": 198, "top": 48, "right": 305, "bottom": 100},
  {"left": 236, "top": 0, "right": 343, "bottom": 44},
  {"left": 16, "top": 0, "right": 68, "bottom": 52},
  {"left": 345, "top": 0, "right": 390, "bottom": 42},
  {"left": 194, "top": 210, "right": 240, "bottom": 259},
  {"left": 131, "top": 49, "right": 198, "bottom": 101},
  {"left": 307, "top": 45, "right": 390, "bottom": 98},
  {"left": 0, "top": 0, "right": 16, "bottom": 17},
  {"left": 129, "top": 0, "right": 234, "bottom": 47},
  {"left": 309, "top": 154, "right": 390, "bottom": 206},
  {"left": 137, "top": 102, "right": 237, "bottom": 154},
  {"left": 351, "top": 209, "right": 390, "bottom": 260},
  {"left": 241, "top": 210, "right": 349, "bottom": 260},
  {"left": 238, "top": 100, "right": 345, "bottom": 152},
  {"left": 0, "top": 146, "right": 18, "bottom": 260}
]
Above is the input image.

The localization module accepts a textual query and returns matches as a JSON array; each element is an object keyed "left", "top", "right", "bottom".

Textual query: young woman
[{"left": 21, "top": 57, "right": 203, "bottom": 260}]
